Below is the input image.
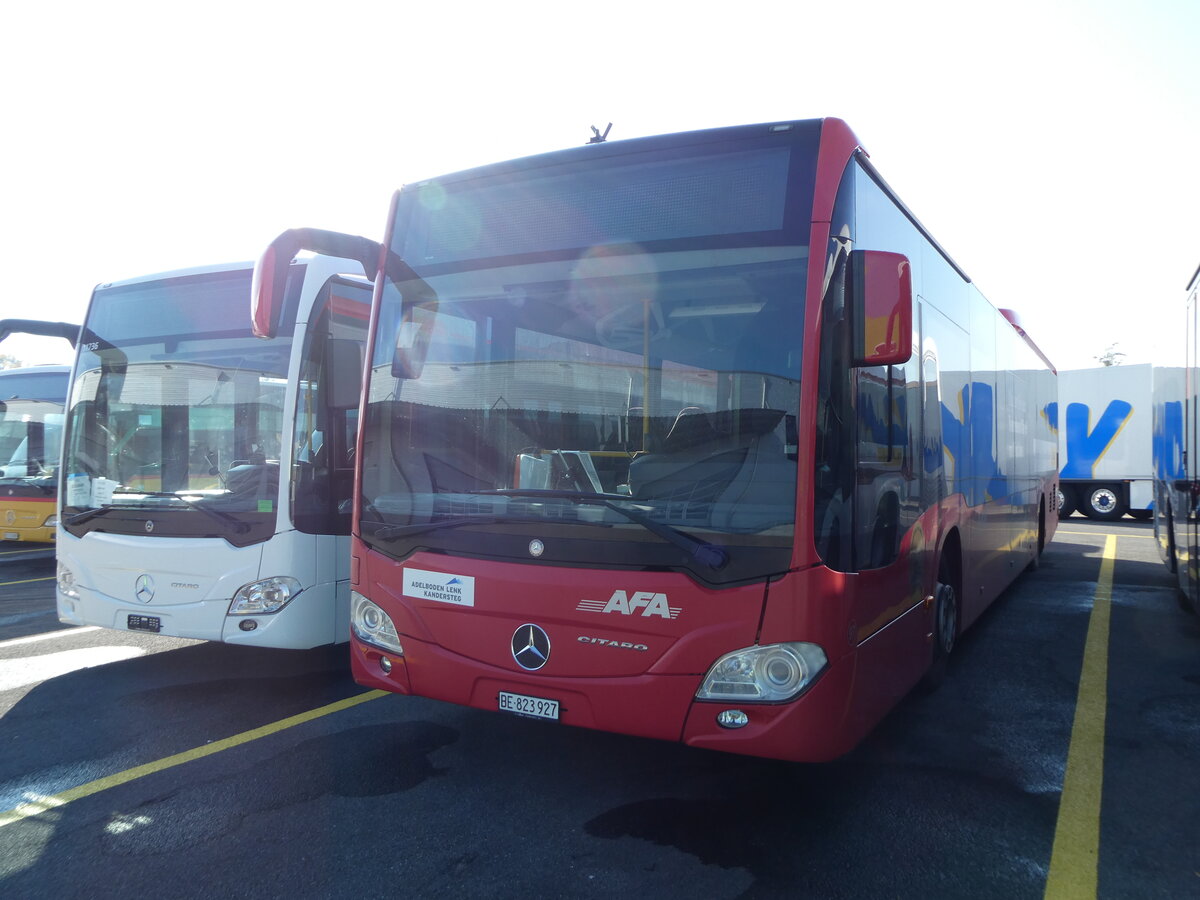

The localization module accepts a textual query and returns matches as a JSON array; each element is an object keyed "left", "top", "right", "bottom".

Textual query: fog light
[
  {"left": 239, "top": 619, "right": 258, "bottom": 632},
  {"left": 716, "top": 709, "right": 749, "bottom": 729},
  {"left": 380, "top": 657, "right": 393, "bottom": 675}
]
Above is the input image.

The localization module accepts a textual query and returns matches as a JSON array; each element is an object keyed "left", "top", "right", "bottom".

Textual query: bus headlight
[
  {"left": 228, "top": 576, "right": 302, "bottom": 615},
  {"left": 44, "top": 514, "right": 58, "bottom": 528},
  {"left": 57, "top": 561, "right": 80, "bottom": 600},
  {"left": 696, "top": 642, "right": 828, "bottom": 703},
  {"left": 351, "top": 591, "right": 403, "bottom": 655}
]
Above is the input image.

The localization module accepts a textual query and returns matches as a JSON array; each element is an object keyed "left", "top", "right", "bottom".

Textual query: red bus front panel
[{"left": 353, "top": 547, "right": 773, "bottom": 741}]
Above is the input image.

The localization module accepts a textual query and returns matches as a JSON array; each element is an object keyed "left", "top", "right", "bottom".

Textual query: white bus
[{"left": 55, "top": 249, "right": 373, "bottom": 647}]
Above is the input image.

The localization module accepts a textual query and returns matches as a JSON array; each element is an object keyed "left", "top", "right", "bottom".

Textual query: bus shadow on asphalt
[{"left": 1, "top": 640, "right": 358, "bottom": 784}]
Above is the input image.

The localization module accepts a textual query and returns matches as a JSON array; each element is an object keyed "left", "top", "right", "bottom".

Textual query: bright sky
[{"left": 2, "top": 0, "right": 1196, "bottom": 372}]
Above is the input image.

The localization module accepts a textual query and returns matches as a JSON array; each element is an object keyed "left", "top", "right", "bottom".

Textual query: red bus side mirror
[
  {"left": 252, "top": 228, "right": 383, "bottom": 339},
  {"left": 251, "top": 241, "right": 291, "bottom": 339},
  {"left": 850, "top": 250, "right": 913, "bottom": 367}
]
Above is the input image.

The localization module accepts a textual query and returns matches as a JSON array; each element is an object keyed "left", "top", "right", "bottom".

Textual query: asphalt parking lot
[{"left": 0, "top": 520, "right": 1197, "bottom": 898}]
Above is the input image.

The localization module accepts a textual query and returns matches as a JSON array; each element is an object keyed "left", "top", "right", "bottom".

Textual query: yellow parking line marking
[
  {"left": 0, "top": 576, "right": 55, "bottom": 587},
  {"left": 1055, "top": 530, "right": 1152, "bottom": 540},
  {"left": 1044, "top": 533, "right": 1115, "bottom": 899},
  {"left": 0, "top": 689, "right": 388, "bottom": 828}
]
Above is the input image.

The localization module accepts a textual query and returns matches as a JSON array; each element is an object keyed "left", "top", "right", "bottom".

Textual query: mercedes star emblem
[
  {"left": 528, "top": 539, "right": 545, "bottom": 558},
  {"left": 144, "top": 519, "right": 155, "bottom": 533},
  {"left": 134, "top": 574, "right": 155, "bottom": 604},
  {"left": 511, "top": 623, "right": 551, "bottom": 671}
]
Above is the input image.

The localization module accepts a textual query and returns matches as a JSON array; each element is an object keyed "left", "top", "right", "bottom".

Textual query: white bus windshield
[{"left": 62, "top": 268, "right": 294, "bottom": 547}]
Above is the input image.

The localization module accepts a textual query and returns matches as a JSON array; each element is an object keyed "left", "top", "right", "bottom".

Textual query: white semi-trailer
[{"left": 1058, "top": 363, "right": 1153, "bottom": 520}]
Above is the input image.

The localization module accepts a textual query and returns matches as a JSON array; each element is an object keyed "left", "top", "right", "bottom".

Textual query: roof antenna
[{"left": 588, "top": 123, "right": 612, "bottom": 144}]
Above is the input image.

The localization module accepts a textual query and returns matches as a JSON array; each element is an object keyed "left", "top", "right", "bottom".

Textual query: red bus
[{"left": 256, "top": 118, "right": 1058, "bottom": 761}]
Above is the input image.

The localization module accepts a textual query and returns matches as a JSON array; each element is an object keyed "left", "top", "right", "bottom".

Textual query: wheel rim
[
  {"left": 1091, "top": 488, "right": 1117, "bottom": 514},
  {"left": 936, "top": 584, "right": 957, "bottom": 655}
]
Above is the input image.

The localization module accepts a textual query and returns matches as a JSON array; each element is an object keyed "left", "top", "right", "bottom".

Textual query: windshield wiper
[
  {"left": 65, "top": 506, "right": 115, "bottom": 526},
  {"left": 68, "top": 490, "right": 251, "bottom": 534},
  {"left": 67, "top": 495, "right": 184, "bottom": 527},
  {"left": 469, "top": 489, "right": 730, "bottom": 570},
  {"left": 151, "top": 492, "right": 252, "bottom": 534},
  {"left": 369, "top": 516, "right": 501, "bottom": 541}
]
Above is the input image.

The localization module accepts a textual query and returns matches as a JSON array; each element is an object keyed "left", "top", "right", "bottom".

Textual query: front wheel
[{"left": 1082, "top": 484, "right": 1126, "bottom": 521}]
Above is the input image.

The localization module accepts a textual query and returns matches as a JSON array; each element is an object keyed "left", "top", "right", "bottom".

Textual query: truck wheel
[
  {"left": 1057, "top": 486, "right": 1077, "bottom": 519},
  {"left": 1082, "top": 484, "right": 1126, "bottom": 521}
]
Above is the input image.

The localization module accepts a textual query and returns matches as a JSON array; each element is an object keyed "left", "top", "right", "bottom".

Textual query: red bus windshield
[{"left": 360, "top": 130, "right": 822, "bottom": 585}]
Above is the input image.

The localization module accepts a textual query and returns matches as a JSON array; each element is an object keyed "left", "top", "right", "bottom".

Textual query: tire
[
  {"left": 921, "top": 580, "right": 958, "bottom": 692},
  {"left": 1028, "top": 500, "right": 1046, "bottom": 571},
  {"left": 1157, "top": 506, "right": 1195, "bottom": 612},
  {"left": 1177, "top": 516, "right": 1197, "bottom": 614},
  {"left": 1057, "top": 486, "right": 1077, "bottom": 519},
  {"left": 1081, "top": 484, "right": 1126, "bottom": 521},
  {"left": 1161, "top": 505, "right": 1178, "bottom": 575},
  {"left": 1179, "top": 561, "right": 1198, "bottom": 615},
  {"left": 1178, "top": 585, "right": 1196, "bottom": 615}
]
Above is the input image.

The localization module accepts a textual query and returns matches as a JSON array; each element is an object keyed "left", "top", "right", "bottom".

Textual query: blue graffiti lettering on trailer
[
  {"left": 1044, "top": 401, "right": 1059, "bottom": 436},
  {"left": 941, "top": 381, "right": 1008, "bottom": 504},
  {"left": 1061, "top": 400, "right": 1132, "bottom": 479}
]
